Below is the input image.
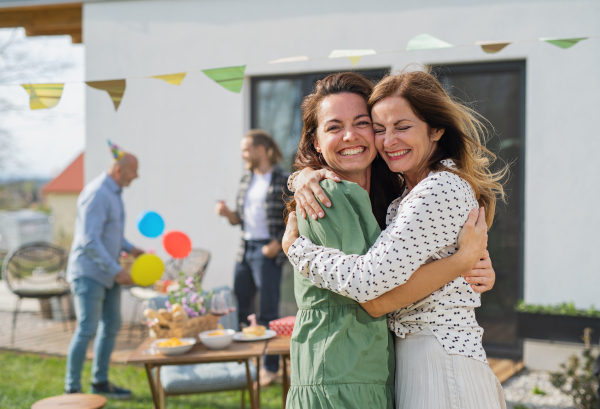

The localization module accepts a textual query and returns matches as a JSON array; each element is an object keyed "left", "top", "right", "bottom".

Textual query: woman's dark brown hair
[
  {"left": 286, "top": 72, "right": 403, "bottom": 229},
  {"left": 368, "top": 67, "right": 508, "bottom": 228}
]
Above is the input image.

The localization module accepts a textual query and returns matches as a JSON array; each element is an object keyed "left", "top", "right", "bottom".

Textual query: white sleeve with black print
[{"left": 287, "top": 171, "right": 474, "bottom": 303}]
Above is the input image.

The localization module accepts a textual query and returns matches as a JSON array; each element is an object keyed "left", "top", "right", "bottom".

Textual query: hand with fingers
[
  {"left": 282, "top": 211, "right": 300, "bottom": 255},
  {"left": 463, "top": 254, "right": 495, "bottom": 293},
  {"left": 115, "top": 269, "right": 134, "bottom": 285},
  {"left": 294, "top": 168, "right": 341, "bottom": 220},
  {"left": 456, "top": 207, "right": 492, "bottom": 291}
]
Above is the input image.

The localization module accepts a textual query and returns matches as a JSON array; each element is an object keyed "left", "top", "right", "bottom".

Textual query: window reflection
[
  {"left": 251, "top": 69, "right": 389, "bottom": 318},
  {"left": 436, "top": 62, "right": 525, "bottom": 358}
]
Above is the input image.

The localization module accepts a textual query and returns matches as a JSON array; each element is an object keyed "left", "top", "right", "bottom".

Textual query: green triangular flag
[
  {"left": 406, "top": 34, "right": 453, "bottom": 51},
  {"left": 540, "top": 37, "right": 587, "bottom": 49},
  {"left": 202, "top": 65, "right": 246, "bottom": 93}
]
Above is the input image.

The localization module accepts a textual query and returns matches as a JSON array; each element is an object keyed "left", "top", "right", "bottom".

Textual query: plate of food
[
  {"left": 233, "top": 326, "right": 277, "bottom": 341},
  {"left": 150, "top": 337, "right": 196, "bottom": 356}
]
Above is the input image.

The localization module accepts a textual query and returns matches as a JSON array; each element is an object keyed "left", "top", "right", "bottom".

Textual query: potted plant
[{"left": 516, "top": 301, "right": 600, "bottom": 344}]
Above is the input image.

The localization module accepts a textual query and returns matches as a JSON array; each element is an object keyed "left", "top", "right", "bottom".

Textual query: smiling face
[
  {"left": 372, "top": 96, "right": 444, "bottom": 187},
  {"left": 313, "top": 92, "right": 376, "bottom": 181}
]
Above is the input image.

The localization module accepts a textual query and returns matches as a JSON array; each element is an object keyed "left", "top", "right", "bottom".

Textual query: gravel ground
[{"left": 504, "top": 369, "right": 577, "bottom": 409}]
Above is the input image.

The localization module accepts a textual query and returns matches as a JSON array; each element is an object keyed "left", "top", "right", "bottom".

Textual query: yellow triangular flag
[
  {"left": 329, "top": 49, "right": 376, "bottom": 67},
  {"left": 86, "top": 80, "right": 126, "bottom": 111},
  {"left": 21, "top": 83, "right": 64, "bottom": 110},
  {"left": 347, "top": 56, "right": 362, "bottom": 67},
  {"left": 151, "top": 73, "right": 187, "bottom": 85},
  {"left": 476, "top": 41, "right": 511, "bottom": 54}
]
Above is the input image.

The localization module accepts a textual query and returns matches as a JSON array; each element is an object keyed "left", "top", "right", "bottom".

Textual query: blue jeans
[
  {"left": 234, "top": 239, "right": 282, "bottom": 373},
  {"left": 65, "top": 277, "right": 122, "bottom": 391}
]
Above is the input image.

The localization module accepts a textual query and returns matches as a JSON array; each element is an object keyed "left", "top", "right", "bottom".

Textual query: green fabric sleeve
[{"left": 296, "top": 180, "right": 381, "bottom": 256}]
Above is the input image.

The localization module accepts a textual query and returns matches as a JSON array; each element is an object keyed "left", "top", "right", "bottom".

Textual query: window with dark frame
[
  {"left": 250, "top": 63, "right": 526, "bottom": 360},
  {"left": 251, "top": 69, "right": 390, "bottom": 171},
  {"left": 250, "top": 68, "right": 390, "bottom": 318},
  {"left": 434, "top": 61, "right": 526, "bottom": 359}
]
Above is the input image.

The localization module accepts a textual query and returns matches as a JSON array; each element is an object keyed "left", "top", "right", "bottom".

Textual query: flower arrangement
[{"left": 166, "top": 271, "right": 213, "bottom": 318}]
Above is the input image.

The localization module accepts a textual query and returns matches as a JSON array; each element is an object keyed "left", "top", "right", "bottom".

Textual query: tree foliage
[{"left": 0, "top": 28, "right": 74, "bottom": 173}]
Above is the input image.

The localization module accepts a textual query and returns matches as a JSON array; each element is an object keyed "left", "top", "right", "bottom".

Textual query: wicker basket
[{"left": 149, "top": 314, "right": 220, "bottom": 340}]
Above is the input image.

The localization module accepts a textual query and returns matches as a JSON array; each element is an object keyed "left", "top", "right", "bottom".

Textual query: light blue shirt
[{"left": 67, "top": 172, "right": 133, "bottom": 288}]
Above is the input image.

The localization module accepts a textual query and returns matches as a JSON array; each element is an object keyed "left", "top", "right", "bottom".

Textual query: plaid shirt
[{"left": 235, "top": 165, "right": 291, "bottom": 265}]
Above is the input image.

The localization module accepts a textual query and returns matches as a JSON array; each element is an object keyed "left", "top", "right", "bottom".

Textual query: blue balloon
[{"left": 137, "top": 211, "right": 165, "bottom": 238}]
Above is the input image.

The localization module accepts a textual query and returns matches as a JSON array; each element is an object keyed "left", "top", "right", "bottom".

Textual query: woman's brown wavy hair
[
  {"left": 368, "top": 67, "right": 508, "bottom": 228},
  {"left": 285, "top": 72, "right": 403, "bottom": 229}
]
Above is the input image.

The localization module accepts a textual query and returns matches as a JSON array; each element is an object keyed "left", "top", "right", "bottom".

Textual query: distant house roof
[{"left": 42, "top": 152, "right": 84, "bottom": 194}]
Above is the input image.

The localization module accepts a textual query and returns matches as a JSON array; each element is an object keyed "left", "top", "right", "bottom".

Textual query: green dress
[{"left": 286, "top": 180, "right": 395, "bottom": 409}]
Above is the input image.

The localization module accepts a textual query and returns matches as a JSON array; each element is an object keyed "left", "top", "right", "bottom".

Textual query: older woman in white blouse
[{"left": 283, "top": 69, "right": 508, "bottom": 409}]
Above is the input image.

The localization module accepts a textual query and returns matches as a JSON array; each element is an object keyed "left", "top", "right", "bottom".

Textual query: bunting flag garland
[
  {"left": 328, "top": 49, "right": 377, "bottom": 67},
  {"left": 151, "top": 72, "right": 187, "bottom": 85},
  {"left": 202, "top": 65, "right": 246, "bottom": 93},
  {"left": 406, "top": 34, "right": 453, "bottom": 51},
  {"left": 476, "top": 41, "right": 511, "bottom": 54},
  {"left": 540, "top": 37, "right": 587, "bottom": 49},
  {"left": 21, "top": 83, "right": 64, "bottom": 110},
  {"left": 86, "top": 79, "right": 126, "bottom": 110},
  {"left": 10, "top": 34, "right": 596, "bottom": 111},
  {"left": 269, "top": 56, "right": 309, "bottom": 64}
]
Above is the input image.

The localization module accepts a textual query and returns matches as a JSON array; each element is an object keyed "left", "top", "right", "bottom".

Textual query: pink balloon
[{"left": 163, "top": 231, "right": 192, "bottom": 259}]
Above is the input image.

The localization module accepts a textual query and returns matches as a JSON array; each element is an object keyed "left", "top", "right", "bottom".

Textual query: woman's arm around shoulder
[{"left": 288, "top": 171, "right": 475, "bottom": 303}]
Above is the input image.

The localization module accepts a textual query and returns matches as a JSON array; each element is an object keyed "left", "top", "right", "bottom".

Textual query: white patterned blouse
[{"left": 287, "top": 160, "right": 488, "bottom": 363}]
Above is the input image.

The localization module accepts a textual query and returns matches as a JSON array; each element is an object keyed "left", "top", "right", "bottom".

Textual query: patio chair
[
  {"left": 2, "top": 242, "right": 71, "bottom": 345},
  {"left": 127, "top": 248, "right": 211, "bottom": 342},
  {"left": 148, "top": 287, "right": 256, "bottom": 408}
]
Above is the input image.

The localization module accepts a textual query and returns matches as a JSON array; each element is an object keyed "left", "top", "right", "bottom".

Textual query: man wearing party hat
[{"left": 64, "top": 140, "right": 144, "bottom": 399}]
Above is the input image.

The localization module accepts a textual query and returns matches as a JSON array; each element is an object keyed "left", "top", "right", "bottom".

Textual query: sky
[{"left": 0, "top": 28, "right": 85, "bottom": 180}]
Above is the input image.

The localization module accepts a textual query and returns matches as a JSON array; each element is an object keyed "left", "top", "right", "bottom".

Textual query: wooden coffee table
[
  {"left": 31, "top": 393, "right": 106, "bottom": 409},
  {"left": 265, "top": 336, "right": 291, "bottom": 408},
  {"left": 127, "top": 338, "right": 267, "bottom": 409}
]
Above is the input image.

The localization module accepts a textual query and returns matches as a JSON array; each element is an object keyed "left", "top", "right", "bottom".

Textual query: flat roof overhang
[{"left": 0, "top": 2, "right": 82, "bottom": 43}]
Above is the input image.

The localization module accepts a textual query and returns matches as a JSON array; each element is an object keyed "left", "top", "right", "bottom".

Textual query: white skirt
[{"left": 395, "top": 327, "right": 506, "bottom": 409}]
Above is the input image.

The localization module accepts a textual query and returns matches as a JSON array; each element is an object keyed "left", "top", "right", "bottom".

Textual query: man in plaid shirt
[{"left": 216, "top": 129, "right": 290, "bottom": 385}]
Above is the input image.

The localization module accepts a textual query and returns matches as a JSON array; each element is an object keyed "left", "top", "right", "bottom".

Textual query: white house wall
[{"left": 84, "top": 0, "right": 600, "bottom": 305}]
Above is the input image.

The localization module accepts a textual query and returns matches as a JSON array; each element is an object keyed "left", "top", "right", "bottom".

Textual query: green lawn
[{"left": 0, "top": 351, "right": 283, "bottom": 409}]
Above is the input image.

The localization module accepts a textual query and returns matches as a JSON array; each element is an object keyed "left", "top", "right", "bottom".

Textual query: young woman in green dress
[{"left": 283, "top": 72, "right": 493, "bottom": 409}]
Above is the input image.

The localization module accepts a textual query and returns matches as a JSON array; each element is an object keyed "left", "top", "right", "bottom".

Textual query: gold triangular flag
[
  {"left": 476, "top": 41, "right": 511, "bottom": 54},
  {"left": 86, "top": 80, "right": 126, "bottom": 111},
  {"left": 151, "top": 73, "right": 187, "bottom": 85},
  {"left": 21, "top": 83, "right": 64, "bottom": 110}
]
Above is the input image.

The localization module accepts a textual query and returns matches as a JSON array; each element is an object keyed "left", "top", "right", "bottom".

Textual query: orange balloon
[{"left": 163, "top": 230, "right": 192, "bottom": 259}]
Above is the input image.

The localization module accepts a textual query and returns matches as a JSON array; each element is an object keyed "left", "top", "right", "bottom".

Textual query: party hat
[{"left": 107, "top": 139, "right": 126, "bottom": 161}]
